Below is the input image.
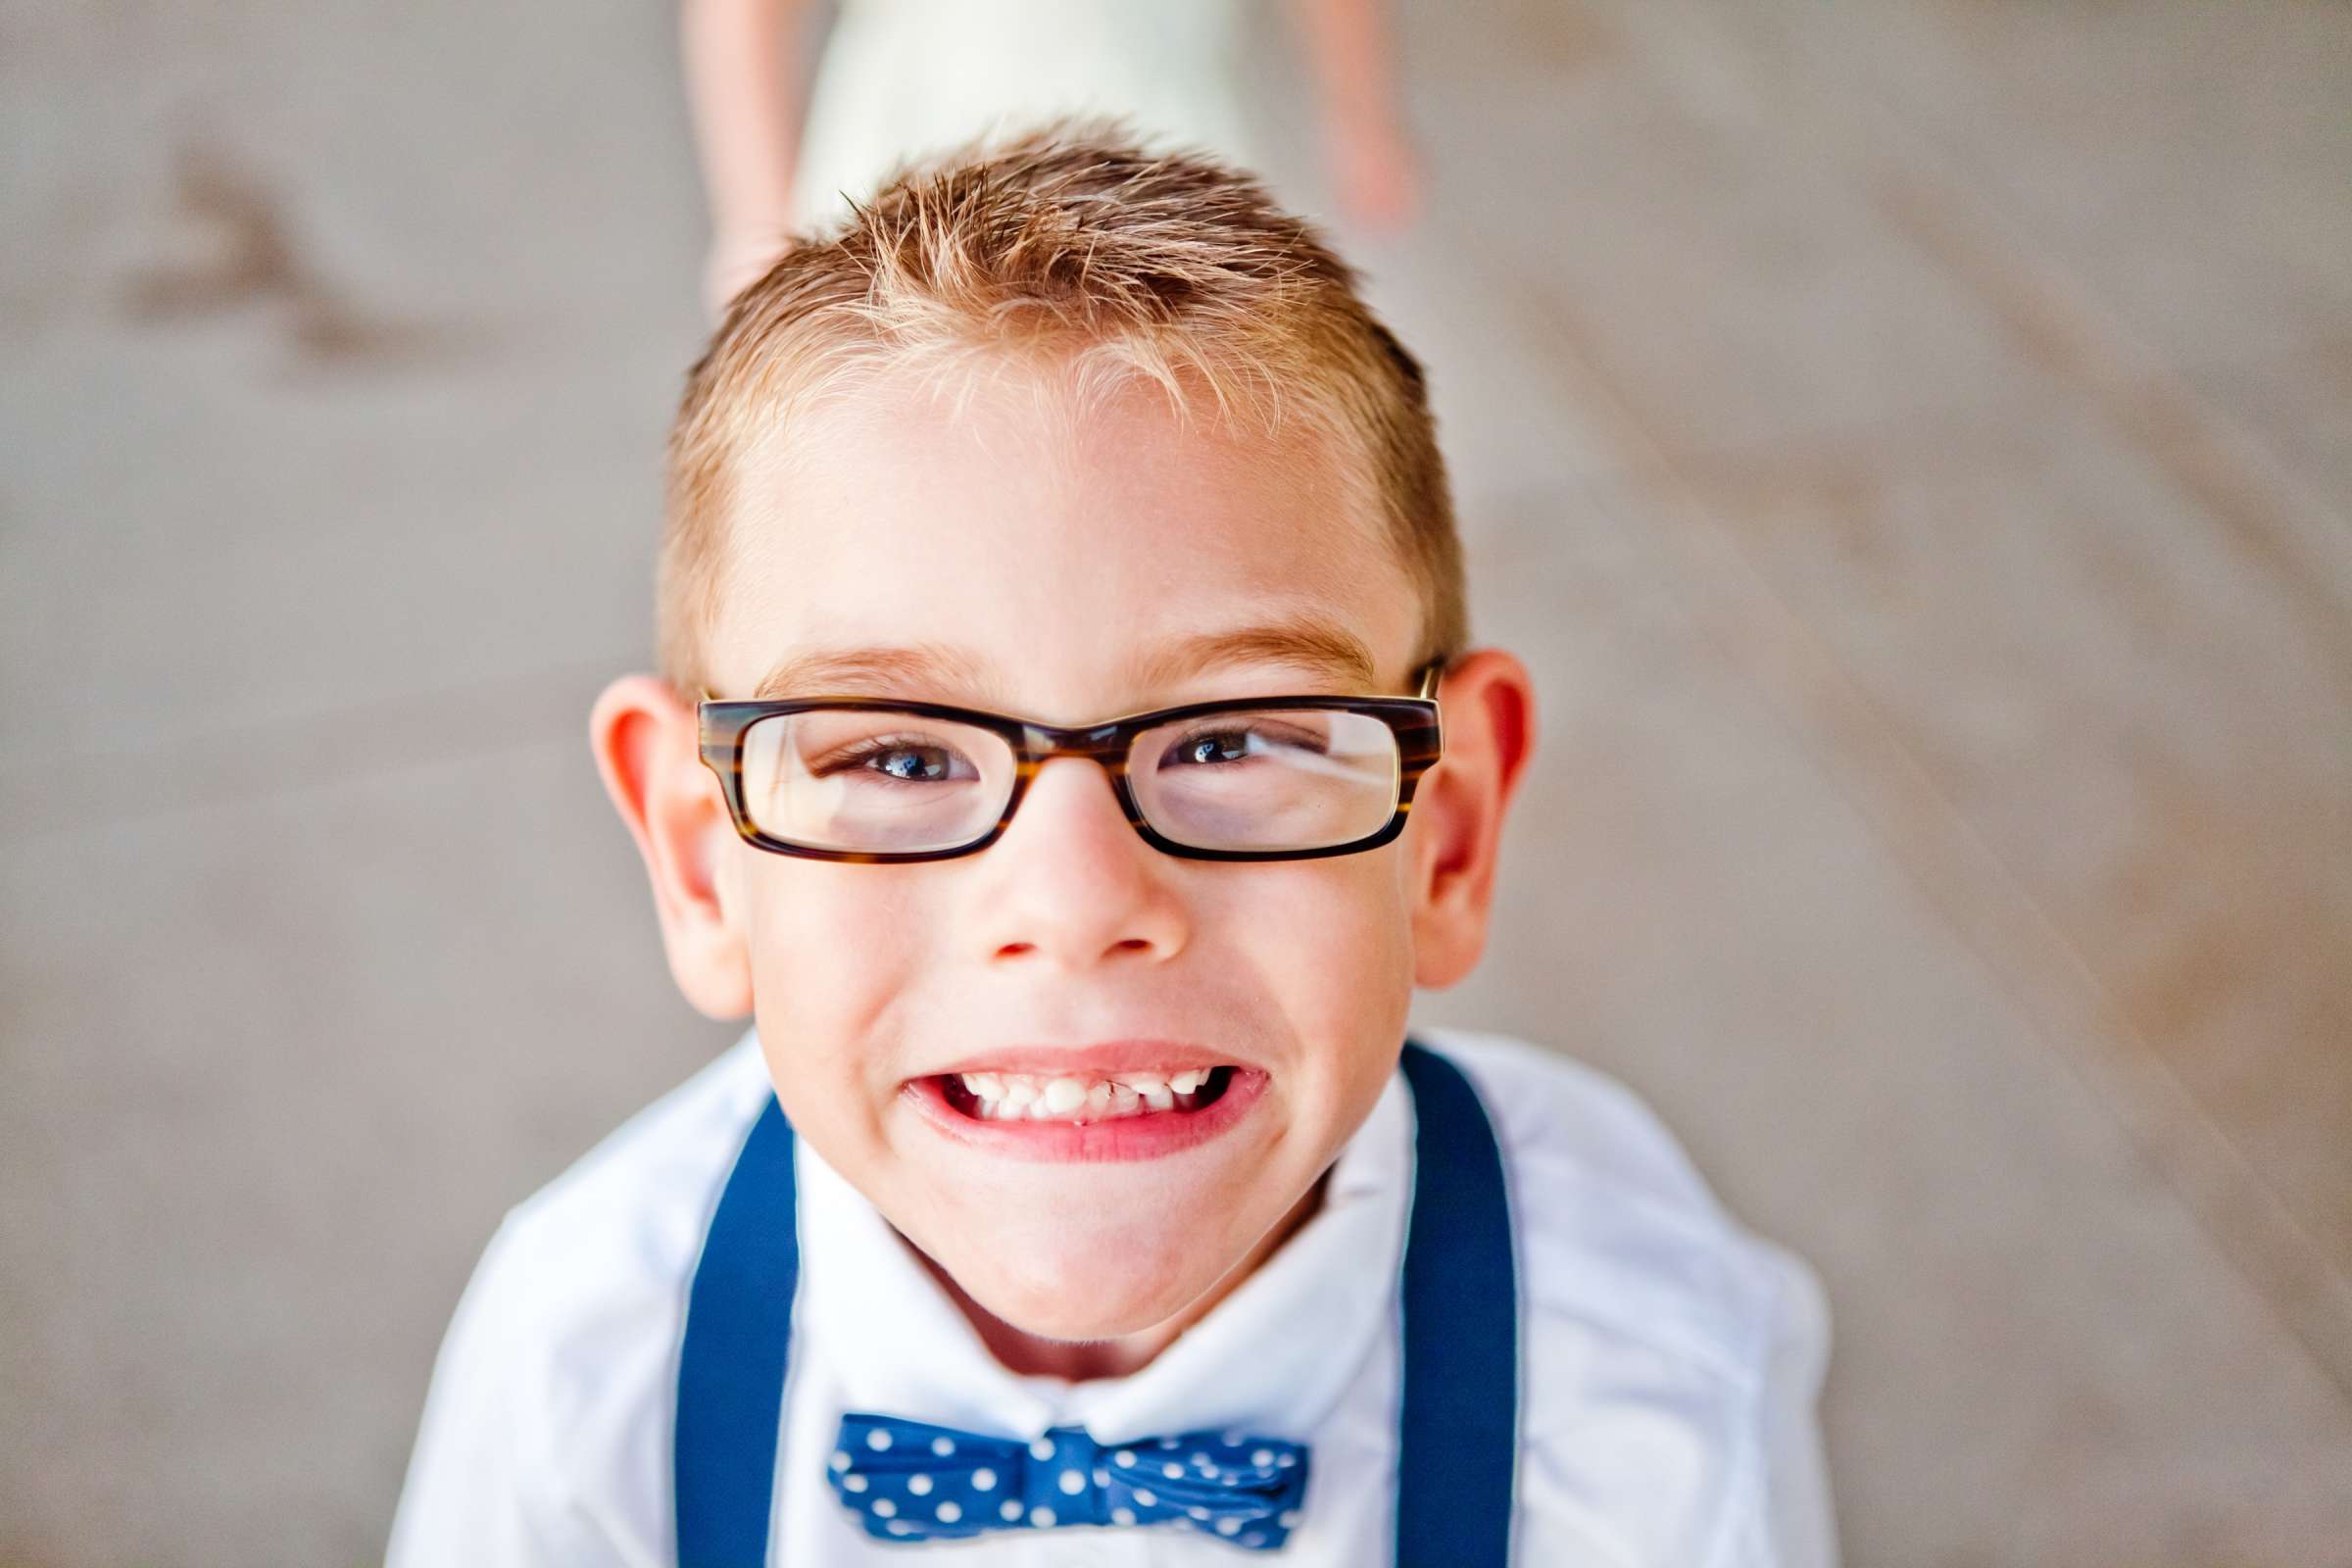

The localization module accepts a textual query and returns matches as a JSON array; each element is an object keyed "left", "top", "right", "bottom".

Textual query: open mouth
[
  {"left": 938, "top": 1066, "right": 1239, "bottom": 1123},
  {"left": 906, "top": 1062, "right": 1267, "bottom": 1162}
]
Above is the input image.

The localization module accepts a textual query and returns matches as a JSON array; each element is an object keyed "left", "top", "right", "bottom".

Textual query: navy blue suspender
[
  {"left": 1395, "top": 1044, "right": 1520, "bottom": 1565},
  {"left": 675, "top": 1092, "right": 800, "bottom": 1568},
  {"left": 675, "top": 1041, "right": 1520, "bottom": 1564}
]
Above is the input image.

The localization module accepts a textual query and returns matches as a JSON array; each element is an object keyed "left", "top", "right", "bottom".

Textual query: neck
[{"left": 908, "top": 1170, "right": 1331, "bottom": 1382}]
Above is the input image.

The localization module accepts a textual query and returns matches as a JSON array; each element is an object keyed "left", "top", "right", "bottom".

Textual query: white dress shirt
[{"left": 387, "top": 1028, "right": 1837, "bottom": 1566}]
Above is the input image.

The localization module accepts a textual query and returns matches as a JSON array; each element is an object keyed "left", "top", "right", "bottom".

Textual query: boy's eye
[
  {"left": 1160, "top": 719, "right": 1327, "bottom": 768},
  {"left": 871, "top": 747, "right": 952, "bottom": 781},
  {"left": 816, "top": 737, "right": 977, "bottom": 783},
  {"left": 1175, "top": 729, "right": 1255, "bottom": 766}
]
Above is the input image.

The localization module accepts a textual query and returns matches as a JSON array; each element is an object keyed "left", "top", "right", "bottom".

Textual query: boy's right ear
[{"left": 588, "top": 675, "right": 755, "bottom": 1020}]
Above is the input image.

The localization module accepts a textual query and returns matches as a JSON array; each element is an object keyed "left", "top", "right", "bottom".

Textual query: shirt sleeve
[
  {"left": 384, "top": 1216, "right": 645, "bottom": 1568},
  {"left": 1717, "top": 1249, "right": 1839, "bottom": 1568},
  {"left": 1436, "top": 1030, "right": 1840, "bottom": 1568}
]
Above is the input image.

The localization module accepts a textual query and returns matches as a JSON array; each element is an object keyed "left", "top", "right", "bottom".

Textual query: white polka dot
[
  {"left": 970, "top": 1467, "right": 997, "bottom": 1492},
  {"left": 842, "top": 1475, "right": 867, "bottom": 1494},
  {"left": 1280, "top": 1509, "right": 1303, "bottom": 1528},
  {"left": 1133, "top": 1489, "right": 1156, "bottom": 1508},
  {"left": 1244, "top": 1532, "right": 1267, "bottom": 1547},
  {"left": 866, "top": 1429, "right": 893, "bottom": 1451},
  {"left": 1093, "top": 1468, "right": 1110, "bottom": 1489},
  {"left": 1057, "top": 1469, "right": 1085, "bottom": 1495},
  {"left": 1114, "top": 1449, "right": 1136, "bottom": 1467},
  {"left": 935, "top": 1501, "right": 962, "bottom": 1524},
  {"left": 1110, "top": 1506, "right": 1137, "bottom": 1527},
  {"left": 930, "top": 1436, "right": 956, "bottom": 1457},
  {"left": 1189, "top": 1505, "right": 1210, "bottom": 1521},
  {"left": 1276, "top": 1452, "right": 1298, "bottom": 1467},
  {"left": 999, "top": 1499, "right": 1023, "bottom": 1522},
  {"left": 1157, "top": 1437, "right": 1180, "bottom": 1449},
  {"left": 885, "top": 1520, "right": 913, "bottom": 1537},
  {"left": 871, "top": 1498, "right": 897, "bottom": 1519},
  {"left": 907, "top": 1474, "right": 932, "bottom": 1495},
  {"left": 1029, "top": 1437, "right": 1055, "bottom": 1461},
  {"left": 1029, "top": 1506, "right": 1056, "bottom": 1528},
  {"left": 1251, "top": 1448, "right": 1275, "bottom": 1468},
  {"left": 1162, "top": 1462, "right": 1184, "bottom": 1479},
  {"left": 1217, "top": 1516, "right": 1243, "bottom": 1536},
  {"left": 829, "top": 1449, "right": 850, "bottom": 1473}
]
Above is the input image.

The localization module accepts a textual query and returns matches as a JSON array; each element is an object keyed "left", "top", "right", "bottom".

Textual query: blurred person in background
[{"left": 684, "top": 0, "right": 1422, "bottom": 318}]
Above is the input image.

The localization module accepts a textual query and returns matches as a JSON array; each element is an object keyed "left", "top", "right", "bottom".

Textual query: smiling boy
[{"left": 388, "top": 128, "right": 1836, "bottom": 1566}]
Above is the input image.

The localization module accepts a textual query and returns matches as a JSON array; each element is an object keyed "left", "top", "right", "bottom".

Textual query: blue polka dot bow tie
[{"left": 828, "top": 1413, "right": 1309, "bottom": 1548}]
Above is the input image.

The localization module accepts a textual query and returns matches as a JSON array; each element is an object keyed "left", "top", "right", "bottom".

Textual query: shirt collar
[{"left": 793, "top": 1058, "right": 1412, "bottom": 1446}]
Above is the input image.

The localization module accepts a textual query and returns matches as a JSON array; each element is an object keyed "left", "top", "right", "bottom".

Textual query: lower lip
[{"left": 900, "top": 1069, "right": 1270, "bottom": 1163}]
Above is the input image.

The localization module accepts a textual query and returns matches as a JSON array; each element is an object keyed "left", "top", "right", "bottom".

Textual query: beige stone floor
[{"left": 3, "top": 1, "right": 2347, "bottom": 1563}]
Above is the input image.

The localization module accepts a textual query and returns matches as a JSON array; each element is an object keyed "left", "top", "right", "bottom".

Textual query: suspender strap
[
  {"left": 674, "top": 1097, "right": 798, "bottom": 1568},
  {"left": 1396, "top": 1041, "right": 1522, "bottom": 1567}
]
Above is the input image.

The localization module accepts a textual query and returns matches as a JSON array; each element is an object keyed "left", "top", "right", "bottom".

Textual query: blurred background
[{"left": 4, "top": 0, "right": 2349, "bottom": 1562}]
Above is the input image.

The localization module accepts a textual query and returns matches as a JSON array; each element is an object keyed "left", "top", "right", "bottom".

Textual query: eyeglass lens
[{"left": 735, "top": 707, "right": 1405, "bottom": 855}]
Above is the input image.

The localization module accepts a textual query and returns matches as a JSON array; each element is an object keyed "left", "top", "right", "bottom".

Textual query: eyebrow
[{"left": 750, "top": 617, "right": 1382, "bottom": 704}]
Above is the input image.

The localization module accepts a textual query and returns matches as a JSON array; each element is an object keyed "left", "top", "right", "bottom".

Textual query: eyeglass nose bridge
[{"left": 996, "top": 719, "right": 1162, "bottom": 839}]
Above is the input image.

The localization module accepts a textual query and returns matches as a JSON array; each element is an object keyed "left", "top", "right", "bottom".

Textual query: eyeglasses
[{"left": 698, "top": 661, "right": 1446, "bottom": 863}]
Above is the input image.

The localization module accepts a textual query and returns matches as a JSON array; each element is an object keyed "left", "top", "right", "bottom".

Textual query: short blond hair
[{"left": 659, "top": 122, "right": 1466, "bottom": 692}]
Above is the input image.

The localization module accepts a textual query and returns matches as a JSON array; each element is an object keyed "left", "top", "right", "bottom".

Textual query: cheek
[
  {"left": 736, "top": 863, "right": 933, "bottom": 1077},
  {"left": 1281, "top": 853, "right": 1413, "bottom": 960},
  {"left": 1216, "top": 858, "right": 1416, "bottom": 1054}
]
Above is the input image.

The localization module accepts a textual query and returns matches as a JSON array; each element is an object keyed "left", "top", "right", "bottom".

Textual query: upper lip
[{"left": 921, "top": 1041, "right": 1244, "bottom": 1080}]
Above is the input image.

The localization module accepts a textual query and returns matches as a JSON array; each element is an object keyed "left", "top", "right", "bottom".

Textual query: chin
[{"left": 950, "top": 1241, "right": 1218, "bottom": 1342}]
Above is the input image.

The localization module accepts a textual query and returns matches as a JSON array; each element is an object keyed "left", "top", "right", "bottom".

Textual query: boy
[{"left": 388, "top": 126, "right": 1836, "bottom": 1565}]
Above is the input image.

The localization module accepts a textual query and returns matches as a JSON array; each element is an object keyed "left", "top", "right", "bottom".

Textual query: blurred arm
[
  {"left": 681, "top": 0, "right": 814, "bottom": 316},
  {"left": 1286, "top": 0, "right": 1420, "bottom": 227},
  {"left": 1290, "top": 0, "right": 1400, "bottom": 126}
]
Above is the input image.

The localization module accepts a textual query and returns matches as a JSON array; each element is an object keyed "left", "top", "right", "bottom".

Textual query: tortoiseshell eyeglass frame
[{"left": 697, "top": 659, "right": 1449, "bottom": 863}]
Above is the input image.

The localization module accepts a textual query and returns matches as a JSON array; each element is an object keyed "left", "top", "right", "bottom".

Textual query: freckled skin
[{"left": 593, "top": 356, "right": 1535, "bottom": 1378}]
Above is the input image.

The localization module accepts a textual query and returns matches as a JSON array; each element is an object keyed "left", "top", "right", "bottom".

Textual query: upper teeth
[{"left": 956, "top": 1069, "right": 1217, "bottom": 1122}]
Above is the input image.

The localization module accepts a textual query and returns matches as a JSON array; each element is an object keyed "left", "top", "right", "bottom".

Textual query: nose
[{"left": 969, "top": 757, "right": 1191, "bottom": 968}]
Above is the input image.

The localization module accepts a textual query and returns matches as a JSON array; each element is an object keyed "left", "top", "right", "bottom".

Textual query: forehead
[{"left": 707, "top": 361, "right": 1423, "bottom": 716}]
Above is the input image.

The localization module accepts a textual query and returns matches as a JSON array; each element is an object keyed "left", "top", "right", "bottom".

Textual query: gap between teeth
[{"left": 955, "top": 1069, "right": 1218, "bottom": 1121}]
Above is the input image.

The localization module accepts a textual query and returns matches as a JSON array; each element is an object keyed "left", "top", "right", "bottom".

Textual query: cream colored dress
[{"left": 789, "top": 0, "right": 1261, "bottom": 228}]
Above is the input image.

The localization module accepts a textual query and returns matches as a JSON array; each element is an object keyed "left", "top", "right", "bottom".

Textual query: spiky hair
[{"left": 659, "top": 122, "right": 1464, "bottom": 691}]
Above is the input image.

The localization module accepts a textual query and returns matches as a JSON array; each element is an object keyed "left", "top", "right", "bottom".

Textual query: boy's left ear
[{"left": 1405, "top": 649, "right": 1538, "bottom": 989}]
